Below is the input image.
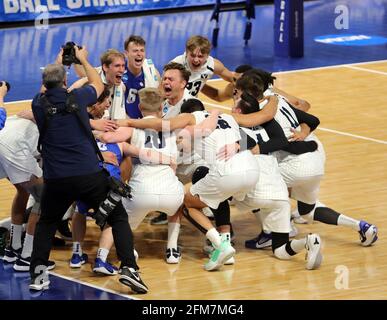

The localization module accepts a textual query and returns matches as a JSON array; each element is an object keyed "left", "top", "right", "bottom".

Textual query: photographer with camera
[
  {"left": 29, "top": 45, "right": 148, "bottom": 294},
  {"left": 0, "top": 81, "right": 10, "bottom": 130}
]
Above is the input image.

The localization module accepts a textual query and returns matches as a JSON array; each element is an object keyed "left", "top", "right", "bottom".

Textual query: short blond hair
[
  {"left": 138, "top": 87, "right": 163, "bottom": 113},
  {"left": 186, "top": 35, "right": 211, "bottom": 55},
  {"left": 100, "top": 49, "right": 125, "bottom": 67}
]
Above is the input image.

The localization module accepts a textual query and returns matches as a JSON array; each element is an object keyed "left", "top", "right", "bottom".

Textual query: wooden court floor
[{"left": 1, "top": 61, "right": 386, "bottom": 300}]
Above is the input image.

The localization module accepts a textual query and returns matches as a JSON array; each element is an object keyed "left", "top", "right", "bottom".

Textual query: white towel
[
  {"left": 97, "top": 67, "right": 127, "bottom": 120},
  {"left": 143, "top": 58, "right": 159, "bottom": 88}
]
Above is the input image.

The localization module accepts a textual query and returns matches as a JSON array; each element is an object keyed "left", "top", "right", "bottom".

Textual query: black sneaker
[
  {"left": 14, "top": 256, "right": 56, "bottom": 272},
  {"left": 3, "top": 245, "right": 22, "bottom": 263},
  {"left": 119, "top": 266, "right": 148, "bottom": 294},
  {"left": 30, "top": 269, "right": 50, "bottom": 291},
  {"left": 56, "top": 219, "right": 72, "bottom": 241},
  {"left": 150, "top": 212, "right": 168, "bottom": 225},
  {"left": 0, "top": 227, "right": 9, "bottom": 257}
]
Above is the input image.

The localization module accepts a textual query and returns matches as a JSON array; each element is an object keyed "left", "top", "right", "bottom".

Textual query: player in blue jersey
[{"left": 122, "top": 35, "right": 160, "bottom": 119}]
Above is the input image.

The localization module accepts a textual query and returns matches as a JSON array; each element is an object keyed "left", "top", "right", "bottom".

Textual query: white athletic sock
[
  {"left": 72, "top": 242, "right": 82, "bottom": 255},
  {"left": 96, "top": 248, "right": 109, "bottom": 262},
  {"left": 206, "top": 228, "right": 221, "bottom": 248},
  {"left": 167, "top": 222, "right": 181, "bottom": 249},
  {"left": 338, "top": 214, "right": 360, "bottom": 231},
  {"left": 10, "top": 224, "right": 23, "bottom": 249},
  {"left": 21, "top": 233, "right": 34, "bottom": 258},
  {"left": 290, "top": 238, "right": 306, "bottom": 253}
]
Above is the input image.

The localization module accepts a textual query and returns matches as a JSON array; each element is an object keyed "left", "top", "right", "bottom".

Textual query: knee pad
[
  {"left": 192, "top": 166, "right": 209, "bottom": 184},
  {"left": 297, "top": 201, "right": 315, "bottom": 224},
  {"left": 26, "top": 183, "right": 43, "bottom": 204}
]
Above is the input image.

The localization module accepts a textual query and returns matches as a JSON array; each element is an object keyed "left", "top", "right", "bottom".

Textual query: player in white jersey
[
  {"left": 124, "top": 100, "right": 260, "bottom": 271},
  {"left": 101, "top": 88, "right": 187, "bottom": 263},
  {"left": 172, "top": 35, "right": 234, "bottom": 97},
  {"left": 231, "top": 95, "right": 322, "bottom": 269},
  {"left": 0, "top": 115, "right": 57, "bottom": 271},
  {"left": 237, "top": 71, "right": 378, "bottom": 247}
]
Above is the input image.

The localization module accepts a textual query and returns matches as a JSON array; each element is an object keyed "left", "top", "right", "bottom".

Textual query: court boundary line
[
  {"left": 4, "top": 59, "right": 387, "bottom": 106},
  {"left": 202, "top": 101, "right": 387, "bottom": 145},
  {"left": 342, "top": 65, "right": 387, "bottom": 76},
  {"left": 50, "top": 271, "right": 141, "bottom": 300}
]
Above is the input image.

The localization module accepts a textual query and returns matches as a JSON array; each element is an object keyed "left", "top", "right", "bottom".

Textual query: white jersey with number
[
  {"left": 162, "top": 91, "right": 194, "bottom": 119},
  {"left": 129, "top": 116, "right": 182, "bottom": 195},
  {"left": 172, "top": 53, "right": 215, "bottom": 97}
]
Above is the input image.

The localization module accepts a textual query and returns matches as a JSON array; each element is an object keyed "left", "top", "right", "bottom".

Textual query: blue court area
[
  {"left": 0, "top": 0, "right": 386, "bottom": 102},
  {"left": 0, "top": 260, "right": 130, "bottom": 300}
]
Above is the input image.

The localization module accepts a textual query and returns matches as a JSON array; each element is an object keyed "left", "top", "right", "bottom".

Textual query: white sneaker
[
  {"left": 292, "top": 208, "right": 309, "bottom": 224},
  {"left": 204, "top": 240, "right": 235, "bottom": 271},
  {"left": 224, "top": 256, "right": 235, "bottom": 265},
  {"left": 203, "top": 238, "right": 215, "bottom": 255},
  {"left": 165, "top": 247, "right": 181, "bottom": 264},
  {"left": 305, "top": 233, "right": 323, "bottom": 270},
  {"left": 289, "top": 220, "right": 298, "bottom": 238}
]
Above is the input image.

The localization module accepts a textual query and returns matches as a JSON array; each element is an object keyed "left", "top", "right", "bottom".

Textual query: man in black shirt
[{"left": 30, "top": 46, "right": 148, "bottom": 294}]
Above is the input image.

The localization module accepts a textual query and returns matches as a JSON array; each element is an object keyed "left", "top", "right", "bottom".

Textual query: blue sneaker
[
  {"left": 359, "top": 221, "right": 378, "bottom": 246},
  {"left": 93, "top": 258, "right": 118, "bottom": 275},
  {"left": 69, "top": 253, "right": 88, "bottom": 268},
  {"left": 245, "top": 231, "right": 272, "bottom": 249},
  {"left": 3, "top": 246, "right": 22, "bottom": 263}
]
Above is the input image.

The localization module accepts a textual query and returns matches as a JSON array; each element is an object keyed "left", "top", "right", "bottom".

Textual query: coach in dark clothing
[{"left": 29, "top": 46, "right": 147, "bottom": 294}]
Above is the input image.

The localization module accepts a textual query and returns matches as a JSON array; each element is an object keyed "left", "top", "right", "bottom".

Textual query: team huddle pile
[{"left": 0, "top": 35, "right": 378, "bottom": 295}]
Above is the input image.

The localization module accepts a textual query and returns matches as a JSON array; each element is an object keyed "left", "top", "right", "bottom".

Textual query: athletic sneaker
[
  {"left": 245, "top": 231, "right": 272, "bottom": 249},
  {"left": 359, "top": 220, "right": 378, "bottom": 246},
  {"left": 203, "top": 239, "right": 215, "bottom": 255},
  {"left": 289, "top": 220, "right": 298, "bottom": 238},
  {"left": 165, "top": 247, "right": 181, "bottom": 264},
  {"left": 93, "top": 258, "right": 118, "bottom": 275},
  {"left": 204, "top": 239, "right": 235, "bottom": 271},
  {"left": 119, "top": 266, "right": 148, "bottom": 294},
  {"left": 291, "top": 208, "right": 308, "bottom": 224},
  {"left": 0, "top": 227, "right": 9, "bottom": 257},
  {"left": 69, "top": 253, "right": 88, "bottom": 268},
  {"left": 14, "top": 256, "right": 55, "bottom": 272},
  {"left": 3, "top": 246, "right": 22, "bottom": 263},
  {"left": 29, "top": 270, "right": 50, "bottom": 291},
  {"left": 150, "top": 212, "right": 168, "bottom": 225},
  {"left": 305, "top": 233, "right": 322, "bottom": 270}
]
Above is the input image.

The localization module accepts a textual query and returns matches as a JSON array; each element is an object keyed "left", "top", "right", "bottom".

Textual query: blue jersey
[
  {"left": 96, "top": 140, "right": 122, "bottom": 180},
  {"left": 122, "top": 65, "right": 145, "bottom": 119},
  {"left": 77, "top": 141, "right": 123, "bottom": 215},
  {"left": 0, "top": 107, "right": 6, "bottom": 130}
]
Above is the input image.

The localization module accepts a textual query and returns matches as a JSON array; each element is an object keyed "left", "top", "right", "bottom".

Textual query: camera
[
  {"left": 94, "top": 177, "right": 132, "bottom": 229},
  {"left": 62, "top": 42, "right": 82, "bottom": 66},
  {"left": 0, "top": 81, "right": 10, "bottom": 92}
]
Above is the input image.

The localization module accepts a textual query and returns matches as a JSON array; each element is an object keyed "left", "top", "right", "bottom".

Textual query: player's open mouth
[{"left": 164, "top": 86, "right": 172, "bottom": 93}]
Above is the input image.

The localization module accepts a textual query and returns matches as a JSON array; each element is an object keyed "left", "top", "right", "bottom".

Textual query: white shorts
[
  {"left": 276, "top": 135, "right": 325, "bottom": 205},
  {"left": 0, "top": 145, "right": 42, "bottom": 184},
  {"left": 236, "top": 198, "right": 291, "bottom": 233},
  {"left": 247, "top": 155, "right": 289, "bottom": 201},
  {"left": 190, "top": 166, "right": 260, "bottom": 209},
  {"left": 123, "top": 192, "right": 184, "bottom": 230}
]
